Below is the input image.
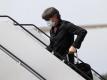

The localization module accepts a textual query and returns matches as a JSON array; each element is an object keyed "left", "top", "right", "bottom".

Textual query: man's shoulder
[
  {"left": 62, "top": 20, "right": 70, "bottom": 24},
  {"left": 61, "top": 20, "right": 75, "bottom": 29},
  {"left": 62, "top": 20, "right": 75, "bottom": 26}
]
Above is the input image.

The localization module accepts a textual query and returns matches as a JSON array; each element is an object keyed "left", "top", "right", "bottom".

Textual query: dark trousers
[{"left": 54, "top": 51, "right": 74, "bottom": 64}]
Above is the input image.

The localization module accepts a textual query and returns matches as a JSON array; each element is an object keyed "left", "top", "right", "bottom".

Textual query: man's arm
[
  {"left": 68, "top": 23, "right": 87, "bottom": 52},
  {"left": 46, "top": 38, "right": 54, "bottom": 52}
]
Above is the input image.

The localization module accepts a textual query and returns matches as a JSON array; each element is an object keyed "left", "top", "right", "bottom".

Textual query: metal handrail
[
  {"left": 15, "top": 23, "right": 106, "bottom": 80},
  {"left": 14, "top": 24, "right": 92, "bottom": 80},
  {"left": 0, "top": 15, "right": 48, "bottom": 47},
  {"left": 0, "top": 15, "right": 92, "bottom": 80},
  {"left": 14, "top": 24, "right": 92, "bottom": 79},
  {"left": 0, "top": 15, "right": 46, "bottom": 80},
  {"left": 14, "top": 24, "right": 50, "bottom": 38},
  {"left": 1, "top": 15, "right": 106, "bottom": 80},
  {"left": 1, "top": 15, "right": 91, "bottom": 80},
  {"left": 74, "top": 55, "right": 106, "bottom": 80},
  {"left": 0, "top": 44, "right": 46, "bottom": 80}
]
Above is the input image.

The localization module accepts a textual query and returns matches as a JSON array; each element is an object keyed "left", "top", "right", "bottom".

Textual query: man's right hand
[{"left": 69, "top": 46, "right": 77, "bottom": 54}]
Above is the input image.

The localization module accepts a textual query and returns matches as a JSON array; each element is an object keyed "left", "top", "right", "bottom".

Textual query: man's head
[{"left": 42, "top": 7, "right": 61, "bottom": 27}]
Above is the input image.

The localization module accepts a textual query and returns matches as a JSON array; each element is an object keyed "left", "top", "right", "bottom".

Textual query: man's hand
[{"left": 69, "top": 46, "right": 77, "bottom": 54}]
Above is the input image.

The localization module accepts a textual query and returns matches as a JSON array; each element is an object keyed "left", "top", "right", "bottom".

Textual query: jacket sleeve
[
  {"left": 46, "top": 37, "right": 54, "bottom": 52},
  {"left": 68, "top": 23, "right": 87, "bottom": 49}
]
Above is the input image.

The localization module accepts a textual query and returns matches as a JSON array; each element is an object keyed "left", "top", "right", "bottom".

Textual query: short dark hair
[{"left": 42, "top": 7, "right": 61, "bottom": 20}]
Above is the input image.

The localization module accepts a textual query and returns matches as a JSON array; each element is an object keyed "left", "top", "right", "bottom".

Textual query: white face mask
[{"left": 46, "top": 20, "right": 55, "bottom": 27}]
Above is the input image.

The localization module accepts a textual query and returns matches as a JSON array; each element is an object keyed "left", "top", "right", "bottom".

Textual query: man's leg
[
  {"left": 68, "top": 54, "right": 74, "bottom": 64},
  {"left": 54, "top": 51, "right": 74, "bottom": 64},
  {"left": 54, "top": 52, "right": 63, "bottom": 60},
  {"left": 63, "top": 51, "right": 75, "bottom": 65}
]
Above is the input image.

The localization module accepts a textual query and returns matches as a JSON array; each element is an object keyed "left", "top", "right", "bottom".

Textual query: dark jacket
[{"left": 47, "top": 20, "right": 87, "bottom": 55}]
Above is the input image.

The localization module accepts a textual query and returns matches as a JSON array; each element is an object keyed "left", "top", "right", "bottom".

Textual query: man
[{"left": 42, "top": 7, "right": 87, "bottom": 64}]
